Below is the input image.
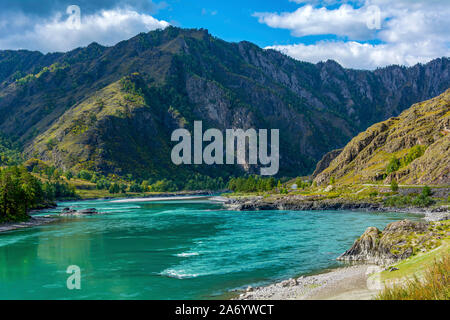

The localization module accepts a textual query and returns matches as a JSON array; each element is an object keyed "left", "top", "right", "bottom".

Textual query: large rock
[
  {"left": 60, "top": 207, "right": 99, "bottom": 216},
  {"left": 338, "top": 220, "right": 431, "bottom": 265}
]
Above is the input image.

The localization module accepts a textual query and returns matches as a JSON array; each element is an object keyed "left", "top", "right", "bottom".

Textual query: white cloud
[
  {"left": 254, "top": 4, "right": 379, "bottom": 40},
  {"left": 267, "top": 40, "right": 449, "bottom": 70},
  {"left": 0, "top": 8, "right": 170, "bottom": 53},
  {"left": 256, "top": 0, "right": 450, "bottom": 69}
]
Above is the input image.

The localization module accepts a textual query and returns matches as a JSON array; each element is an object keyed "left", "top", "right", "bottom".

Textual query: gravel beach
[{"left": 236, "top": 264, "right": 383, "bottom": 300}]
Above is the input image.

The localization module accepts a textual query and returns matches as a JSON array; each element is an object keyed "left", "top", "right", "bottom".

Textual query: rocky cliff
[
  {"left": 315, "top": 89, "right": 450, "bottom": 185},
  {"left": 312, "top": 149, "right": 343, "bottom": 178}
]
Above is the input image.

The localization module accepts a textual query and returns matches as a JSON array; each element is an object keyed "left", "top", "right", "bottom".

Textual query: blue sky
[
  {"left": 156, "top": 0, "right": 320, "bottom": 47},
  {"left": 0, "top": 0, "right": 448, "bottom": 69},
  {"left": 155, "top": 0, "right": 370, "bottom": 47}
]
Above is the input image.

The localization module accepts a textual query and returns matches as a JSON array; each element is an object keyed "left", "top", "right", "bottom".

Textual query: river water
[{"left": 0, "top": 198, "right": 420, "bottom": 299}]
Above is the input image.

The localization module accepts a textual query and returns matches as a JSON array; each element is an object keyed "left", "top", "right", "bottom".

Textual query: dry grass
[{"left": 376, "top": 253, "right": 449, "bottom": 300}]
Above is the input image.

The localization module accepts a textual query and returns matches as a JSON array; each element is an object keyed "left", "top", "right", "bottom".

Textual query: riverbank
[
  {"left": 77, "top": 189, "right": 220, "bottom": 200},
  {"left": 223, "top": 195, "right": 450, "bottom": 221},
  {"left": 0, "top": 216, "right": 58, "bottom": 233},
  {"left": 237, "top": 264, "right": 382, "bottom": 300}
]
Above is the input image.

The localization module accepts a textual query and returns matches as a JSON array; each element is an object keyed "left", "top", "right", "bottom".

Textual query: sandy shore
[
  {"left": 237, "top": 264, "right": 383, "bottom": 300},
  {"left": 0, "top": 216, "right": 58, "bottom": 233}
]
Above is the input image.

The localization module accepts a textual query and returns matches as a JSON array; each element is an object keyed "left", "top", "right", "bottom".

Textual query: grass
[
  {"left": 376, "top": 252, "right": 449, "bottom": 300},
  {"left": 378, "top": 238, "right": 449, "bottom": 283}
]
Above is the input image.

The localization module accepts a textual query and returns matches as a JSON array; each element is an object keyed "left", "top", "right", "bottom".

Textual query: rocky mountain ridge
[
  {"left": 1, "top": 27, "right": 449, "bottom": 179},
  {"left": 314, "top": 89, "right": 450, "bottom": 185}
]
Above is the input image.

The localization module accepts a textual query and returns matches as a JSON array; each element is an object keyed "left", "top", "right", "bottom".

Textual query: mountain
[
  {"left": 314, "top": 89, "right": 450, "bottom": 186},
  {"left": 0, "top": 27, "right": 449, "bottom": 181}
]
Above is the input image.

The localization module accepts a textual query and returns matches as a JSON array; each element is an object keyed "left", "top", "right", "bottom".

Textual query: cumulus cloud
[
  {"left": 268, "top": 40, "right": 449, "bottom": 70},
  {"left": 0, "top": 8, "right": 170, "bottom": 53},
  {"left": 257, "top": 0, "right": 450, "bottom": 69},
  {"left": 254, "top": 4, "right": 381, "bottom": 40}
]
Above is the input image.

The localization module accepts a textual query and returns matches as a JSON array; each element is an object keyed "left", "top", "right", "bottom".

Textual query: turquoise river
[{"left": 0, "top": 198, "right": 421, "bottom": 299}]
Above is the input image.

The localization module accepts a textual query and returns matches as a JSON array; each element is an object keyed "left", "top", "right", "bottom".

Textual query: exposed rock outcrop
[
  {"left": 60, "top": 207, "right": 100, "bottom": 216},
  {"left": 312, "top": 148, "right": 343, "bottom": 178},
  {"left": 337, "top": 220, "right": 448, "bottom": 265},
  {"left": 315, "top": 89, "right": 450, "bottom": 186}
]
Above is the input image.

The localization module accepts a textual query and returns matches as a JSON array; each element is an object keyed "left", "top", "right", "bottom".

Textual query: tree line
[{"left": 0, "top": 166, "right": 76, "bottom": 222}]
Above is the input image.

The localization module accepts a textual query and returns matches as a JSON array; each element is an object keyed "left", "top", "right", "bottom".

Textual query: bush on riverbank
[
  {"left": 384, "top": 187, "right": 434, "bottom": 207},
  {"left": 377, "top": 253, "right": 449, "bottom": 300}
]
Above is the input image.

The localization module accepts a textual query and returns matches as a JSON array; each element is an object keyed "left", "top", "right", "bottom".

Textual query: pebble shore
[{"left": 236, "top": 264, "right": 383, "bottom": 300}]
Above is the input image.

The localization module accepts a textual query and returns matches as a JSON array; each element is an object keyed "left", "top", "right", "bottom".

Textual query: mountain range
[{"left": 0, "top": 26, "right": 449, "bottom": 181}]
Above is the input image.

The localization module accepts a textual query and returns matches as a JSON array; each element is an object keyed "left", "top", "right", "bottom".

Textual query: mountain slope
[
  {"left": 1, "top": 27, "right": 449, "bottom": 179},
  {"left": 314, "top": 89, "right": 450, "bottom": 185}
]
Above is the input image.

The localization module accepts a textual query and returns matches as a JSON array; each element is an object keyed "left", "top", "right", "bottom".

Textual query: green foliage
[
  {"left": 384, "top": 193, "right": 433, "bottom": 208},
  {"left": 78, "top": 170, "right": 93, "bottom": 181},
  {"left": 0, "top": 166, "right": 42, "bottom": 221},
  {"left": 184, "top": 174, "right": 225, "bottom": 191},
  {"left": 96, "top": 179, "right": 111, "bottom": 190},
  {"left": 65, "top": 171, "right": 73, "bottom": 181},
  {"left": 129, "top": 183, "right": 143, "bottom": 193},
  {"left": 109, "top": 183, "right": 120, "bottom": 194},
  {"left": 150, "top": 179, "right": 177, "bottom": 192},
  {"left": 141, "top": 180, "right": 150, "bottom": 192},
  {"left": 329, "top": 176, "right": 336, "bottom": 185},
  {"left": 411, "top": 194, "right": 433, "bottom": 207},
  {"left": 45, "top": 138, "right": 57, "bottom": 150},
  {"left": 295, "top": 178, "right": 311, "bottom": 189},
  {"left": 390, "top": 179, "right": 399, "bottom": 192},
  {"left": 228, "top": 176, "right": 276, "bottom": 193},
  {"left": 41, "top": 180, "right": 77, "bottom": 200},
  {"left": 422, "top": 185, "right": 432, "bottom": 197},
  {"left": 386, "top": 156, "right": 401, "bottom": 175},
  {"left": 402, "top": 145, "right": 426, "bottom": 167},
  {"left": 0, "top": 133, "right": 22, "bottom": 166},
  {"left": 120, "top": 76, "right": 145, "bottom": 105},
  {"left": 386, "top": 146, "right": 427, "bottom": 176},
  {"left": 25, "top": 158, "right": 49, "bottom": 173},
  {"left": 0, "top": 166, "right": 76, "bottom": 222}
]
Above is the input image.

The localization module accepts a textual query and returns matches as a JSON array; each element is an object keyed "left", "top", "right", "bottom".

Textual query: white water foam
[
  {"left": 175, "top": 252, "right": 200, "bottom": 257},
  {"left": 159, "top": 269, "right": 200, "bottom": 279}
]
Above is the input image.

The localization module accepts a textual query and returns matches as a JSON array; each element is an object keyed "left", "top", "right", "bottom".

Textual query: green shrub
[
  {"left": 402, "top": 145, "right": 426, "bottom": 167},
  {"left": 391, "top": 179, "right": 399, "bottom": 192},
  {"left": 78, "top": 170, "right": 93, "bottom": 181},
  {"left": 109, "top": 183, "right": 120, "bottom": 194},
  {"left": 422, "top": 185, "right": 432, "bottom": 197},
  {"left": 386, "top": 156, "right": 401, "bottom": 174}
]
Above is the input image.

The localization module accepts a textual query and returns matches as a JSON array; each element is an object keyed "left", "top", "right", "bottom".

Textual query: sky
[{"left": 0, "top": 0, "right": 449, "bottom": 70}]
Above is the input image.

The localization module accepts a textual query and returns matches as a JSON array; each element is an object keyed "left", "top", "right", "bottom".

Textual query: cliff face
[
  {"left": 315, "top": 89, "right": 450, "bottom": 185},
  {"left": 338, "top": 220, "right": 449, "bottom": 265},
  {"left": 1, "top": 27, "right": 449, "bottom": 179},
  {"left": 312, "top": 149, "right": 343, "bottom": 178}
]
